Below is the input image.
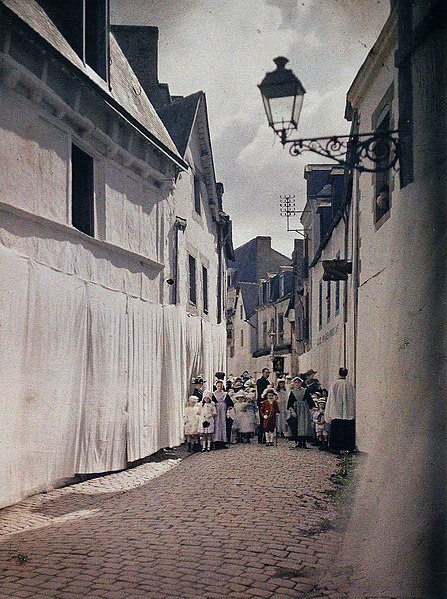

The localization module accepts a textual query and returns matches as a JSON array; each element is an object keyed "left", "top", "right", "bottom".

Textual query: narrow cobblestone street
[{"left": 0, "top": 442, "right": 350, "bottom": 599}]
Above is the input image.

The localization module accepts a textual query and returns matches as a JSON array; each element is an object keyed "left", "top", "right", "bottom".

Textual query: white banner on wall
[{"left": 0, "top": 245, "right": 227, "bottom": 508}]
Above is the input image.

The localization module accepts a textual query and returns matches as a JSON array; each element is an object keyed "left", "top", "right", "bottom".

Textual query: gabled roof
[
  {"left": 158, "top": 92, "right": 202, "bottom": 158},
  {"left": 230, "top": 237, "right": 292, "bottom": 284},
  {"left": 159, "top": 90, "right": 226, "bottom": 219},
  {"left": 2, "top": 0, "right": 185, "bottom": 169},
  {"left": 239, "top": 282, "right": 259, "bottom": 320}
]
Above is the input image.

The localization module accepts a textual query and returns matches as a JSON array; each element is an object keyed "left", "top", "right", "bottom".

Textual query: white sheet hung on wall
[
  {"left": 0, "top": 249, "right": 228, "bottom": 507},
  {"left": 126, "top": 298, "right": 164, "bottom": 463}
]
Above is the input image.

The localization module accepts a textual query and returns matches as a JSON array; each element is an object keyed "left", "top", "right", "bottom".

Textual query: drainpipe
[{"left": 173, "top": 216, "right": 187, "bottom": 304}]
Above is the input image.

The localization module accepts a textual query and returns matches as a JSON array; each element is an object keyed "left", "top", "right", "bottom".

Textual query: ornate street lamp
[{"left": 259, "top": 57, "right": 399, "bottom": 173}]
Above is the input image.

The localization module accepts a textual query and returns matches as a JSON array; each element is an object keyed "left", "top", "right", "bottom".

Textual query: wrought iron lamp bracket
[{"left": 281, "top": 130, "right": 399, "bottom": 173}]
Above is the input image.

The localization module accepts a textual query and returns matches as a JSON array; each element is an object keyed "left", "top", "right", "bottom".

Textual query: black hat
[
  {"left": 192, "top": 376, "right": 205, "bottom": 385},
  {"left": 215, "top": 371, "right": 225, "bottom": 380}
]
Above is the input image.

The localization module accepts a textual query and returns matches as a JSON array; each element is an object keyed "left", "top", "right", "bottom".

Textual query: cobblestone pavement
[{"left": 0, "top": 441, "right": 350, "bottom": 598}]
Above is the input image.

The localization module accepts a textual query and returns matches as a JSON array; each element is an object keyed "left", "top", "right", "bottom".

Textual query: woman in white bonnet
[{"left": 275, "top": 378, "right": 289, "bottom": 437}]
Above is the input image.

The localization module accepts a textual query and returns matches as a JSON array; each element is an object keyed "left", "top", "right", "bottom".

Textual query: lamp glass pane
[
  {"left": 262, "top": 94, "right": 274, "bottom": 127},
  {"left": 268, "top": 95, "right": 298, "bottom": 130},
  {"left": 291, "top": 94, "right": 304, "bottom": 128}
]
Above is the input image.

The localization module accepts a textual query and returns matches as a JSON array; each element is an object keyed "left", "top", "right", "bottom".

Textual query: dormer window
[
  {"left": 279, "top": 274, "right": 285, "bottom": 297},
  {"left": 39, "top": 0, "right": 109, "bottom": 81}
]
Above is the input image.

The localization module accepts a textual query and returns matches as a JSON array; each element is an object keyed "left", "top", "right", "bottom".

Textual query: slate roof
[
  {"left": 239, "top": 282, "right": 259, "bottom": 320},
  {"left": 2, "top": 0, "right": 185, "bottom": 168},
  {"left": 230, "top": 237, "right": 292, "bottom": 284},
  {"left": 157, "top": 92, "right": 202, "bottom": 158}
]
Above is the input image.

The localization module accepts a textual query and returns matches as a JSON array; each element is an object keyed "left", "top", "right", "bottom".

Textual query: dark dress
[
  {"left": 287, "top": 389, "right": 312, "bottom": 442},
  {"left": 212, "top": 392, "right": 234, "bottom": 446},
  {"left": 256, "top": 377, "right": 270, "bottom": 443},
  {"left": 259, "top": 399, "right": 280, "bottom": 432}
]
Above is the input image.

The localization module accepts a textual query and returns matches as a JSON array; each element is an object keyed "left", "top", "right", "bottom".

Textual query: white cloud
[{"left": 112, "top": 0, "right": 389, "bottom": 255}]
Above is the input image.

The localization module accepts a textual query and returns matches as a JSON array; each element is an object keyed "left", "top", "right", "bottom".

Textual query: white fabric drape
[
  {"left": 0, "top": 249, "right": 32, "bottom": 507},
  {"left": 0, "top": 246, "right": 228, "bottom": 508},
  {"left": 76, "top": 284, "right": 128, "bottom": 473},
  {"left": 186, "top": 315, "right": 203, "bottom": 391},
  {"left": 126, "top": 298, "right": 164, "bottom": 462},
  {"left": 160, "top": 306, "right": 187, "bottom": 449},
  {"left": 0, "top": 250, "right": 87, "bottom": 506}
]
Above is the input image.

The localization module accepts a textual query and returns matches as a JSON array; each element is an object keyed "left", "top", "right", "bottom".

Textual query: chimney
[
  {"left": 255, "top": 236, "right": 272, "bottom": 281},
  {"left": 293, "top": 238, "right": 304, "bottom": 260},
  {"left": 112, "top": 25, "right": 171, "bottom": 110}
]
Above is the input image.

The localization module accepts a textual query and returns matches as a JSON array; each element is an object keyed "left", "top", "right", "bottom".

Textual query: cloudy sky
[{"left": 112, "top": 0, "right": 389, "bottom": 256}]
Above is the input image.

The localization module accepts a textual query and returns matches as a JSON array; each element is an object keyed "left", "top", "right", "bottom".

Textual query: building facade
[
  {"left": 294, "top": 5, "right": 447, "bottom": 596},
  {"left": 296, "top": 165, "right": 349, "bottom": 388},
  {"left": 0, "top": 1, "right": 232, "bottom": 508},
  {"left": 226, "top": 236, "right": 297, "bottom": 380}
]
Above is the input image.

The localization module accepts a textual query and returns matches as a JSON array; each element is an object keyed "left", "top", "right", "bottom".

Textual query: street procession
[
  {"left": 0, "top": 1, "right": 444, "bottom": 598},
  {"left": 185, "top": 368, "right": 355, "bottom": 454}
]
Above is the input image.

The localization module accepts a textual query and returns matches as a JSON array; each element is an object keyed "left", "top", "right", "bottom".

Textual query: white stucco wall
[
  {"left": 226, "top": 289, "right": 259, "bottom": 378},
  {"left": 335, "top": 10, "right": 447, "bottom": 598},
  {"left": 298, "top": 214, "right": 350, "bottom": 389}
]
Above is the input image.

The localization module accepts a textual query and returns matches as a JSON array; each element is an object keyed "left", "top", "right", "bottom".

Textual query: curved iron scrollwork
[{"left": 286, "top": 131, "right": 399, "bottom": 173}]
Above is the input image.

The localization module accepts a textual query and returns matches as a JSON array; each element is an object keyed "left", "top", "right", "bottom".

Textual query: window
[
  {"left": 270, "top": 318, "right": 275, "bottom": 336},
  {"left": 240, "top": 330, "right": 244, "bottom": 347},
  {"left": 373, "top": 85, "right": 394, "bottom": 224},
  {"left": 202, "top": 265, "right": 208, "bottom": 314},
  {"left": 304, "top": 293, "right": 310, "bottom": 340},
  {"left": 374, "top": 111, "right": 391, "bottom": 223},
  {"left": 240, "top": 304, "right": 243, "bottom": 320},
  {"left": 278, "top": 314, "right": 284, "bottom": 344},
  {"left": 71, "top": 144, "right": 94, "bottom": 236},
  {"left": 230, "top": 345, "right": 235, "bottom": 358},
  {"left": 188, "top": 255, "right": 197, "bottom": 305},
  {"left": 335, "top": 252, "right": 340, "bottom": 315},
  {"left": 194, "top": 175, "right": 201, "bottom": 215},
  {"left": 262, "top": 321, "right": 268, "bottom": 348},
  {"left": 327, "top": 281, "right": 331, "bottom": 321},
  {"left": 318, "top": 279, "right": 323, "bottom": 329},
  {"left": 262, "top": 281, "right": 268, "bottom": 305},
  {"left": 40, "top": 1, "right": 108, "bottom": 80},
  {"left": 304, "top": 235, "right": 309, "bottom": 279},
  {"left": 279, "top": 275, "right": 284, "bottom": 297}
]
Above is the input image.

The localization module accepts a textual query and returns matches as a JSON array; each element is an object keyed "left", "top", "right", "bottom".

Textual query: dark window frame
[
  {"left": 188, "top": 254, "right": 197, "bottom": 306},
  {"left": 372, "top": 84, "right": 394, "bottom": 227},
  {"left": 202, "top": 265, "right": 208, "bottom": 314},
  {"left": 326, "top": 280, "right": 331, "bottom": 322},
  {"left": 318, "top": 279, "right": 323, "bottom": 329},
  {"left": 39, "top": 0, "right": 109, "bottom": 81},
  {"left": 71, "top": 144, "right": 95, "bottom": 237},
  {"left": 278, "top": 313, "right": 284, "bottom": 344},
  {"left": 335, "top": 251, "right": 341, "bottom": 315}
]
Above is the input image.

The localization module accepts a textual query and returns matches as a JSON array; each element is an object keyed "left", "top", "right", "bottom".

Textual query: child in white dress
[
  {"left": 313, "top": 398, "right": 328, "bottom": 449},
  {"left": 197, "top": 391, "right": 217, "bottom": 452},
  {"left": 184, "top": 396, "right": 200, "bottom": 452},
  {"left": 231, "top": 390, "right": 246, "bottom": 443},
  {"left": 240, "top": 392, "right": 259, "bottom": 442}
]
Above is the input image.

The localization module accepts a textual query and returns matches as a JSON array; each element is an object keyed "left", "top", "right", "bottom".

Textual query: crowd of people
[{"left": 184, "top": 368, "right": 356, "bottom": 454}]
